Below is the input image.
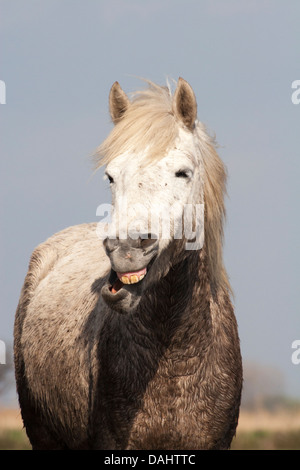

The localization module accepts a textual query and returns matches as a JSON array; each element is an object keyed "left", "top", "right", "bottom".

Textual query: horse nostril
[
  {"left": 103, "top": 236, "right": 119, "bottom": 253},
  {"left": 140, "top": 234, "right": 158, "bottom": 250},
  {"left": 104, "top": 234, "right": 158, "bottom": 252}
]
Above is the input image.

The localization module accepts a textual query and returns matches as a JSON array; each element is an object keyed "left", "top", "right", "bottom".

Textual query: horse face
[{"left": 101, "top": 130, "right": 204, "bottom": 314}]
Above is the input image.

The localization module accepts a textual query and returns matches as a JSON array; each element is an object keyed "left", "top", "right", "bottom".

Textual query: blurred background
[{"left": 0, "top": 0, "right": 299, "bottom": 449}]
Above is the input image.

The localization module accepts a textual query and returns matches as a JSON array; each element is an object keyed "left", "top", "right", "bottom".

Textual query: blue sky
[{"left": 0, "top": 0, "right": 299, "bottom": 400}]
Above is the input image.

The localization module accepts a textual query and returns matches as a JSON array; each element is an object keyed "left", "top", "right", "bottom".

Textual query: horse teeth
[{"left": 120, "top": 273, "right": 146, "bottom": 284}]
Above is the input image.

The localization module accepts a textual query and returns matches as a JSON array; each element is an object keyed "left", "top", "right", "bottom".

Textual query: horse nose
[
  {"left": 103, "top": 233, "right": 158, "bottom": 254},
  {"left": 103, "top": 236, "right": 119, "bottom": 254}
]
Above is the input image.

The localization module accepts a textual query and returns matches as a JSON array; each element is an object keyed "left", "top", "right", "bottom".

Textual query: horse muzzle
[{"left": 101, "top": 233, "right": 159, "bottom": 313}]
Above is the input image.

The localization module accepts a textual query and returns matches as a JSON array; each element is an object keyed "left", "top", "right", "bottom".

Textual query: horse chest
[
  {"left": 125, "top": 369, "right": 203, "bottom": 450},
  {"left": 113, "top": 343, "right": 203, "bottom": 448}
]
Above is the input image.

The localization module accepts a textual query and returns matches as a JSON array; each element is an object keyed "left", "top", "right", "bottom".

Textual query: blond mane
[{"left": 95, "top": 81, "right": 230, "bottom": 294}]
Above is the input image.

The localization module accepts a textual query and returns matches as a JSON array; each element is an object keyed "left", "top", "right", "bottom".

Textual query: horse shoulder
[{"left": 14, "top": 223, "right": 110, "bottom": 447}]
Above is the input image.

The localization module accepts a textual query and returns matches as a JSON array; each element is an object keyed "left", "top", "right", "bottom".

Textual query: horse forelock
[{"left": 95, "top": 81, "right": 178, "bottom": 168}]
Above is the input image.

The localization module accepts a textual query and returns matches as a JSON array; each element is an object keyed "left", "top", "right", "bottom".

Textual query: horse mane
[{"left": 94, "top": 80, "right": 231, "bottom": 294}]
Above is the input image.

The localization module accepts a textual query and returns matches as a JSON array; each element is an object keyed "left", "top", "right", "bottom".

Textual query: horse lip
[
  {"left": 103, "top": 253, "right": 157, "bottom": 301},
  {"left": 101, "top": 280, "right": 130, "bottom": 300}
]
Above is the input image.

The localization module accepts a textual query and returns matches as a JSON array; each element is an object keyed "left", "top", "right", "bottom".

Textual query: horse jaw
[
  {"left": 101, "top": 262, "right": 154, "bottom": 314},
  {"left": 100, "top": 238, "right": 188, "bottom": 315}
]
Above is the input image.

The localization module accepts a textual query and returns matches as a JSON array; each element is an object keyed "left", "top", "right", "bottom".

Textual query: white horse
[{"left": 14, "top": 78, "right": 242, "bottom": 449}]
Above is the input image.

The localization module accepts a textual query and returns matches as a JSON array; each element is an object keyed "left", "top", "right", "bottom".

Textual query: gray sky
[{"left": 1, "top": 0, "right": 299, "bottom": 400}]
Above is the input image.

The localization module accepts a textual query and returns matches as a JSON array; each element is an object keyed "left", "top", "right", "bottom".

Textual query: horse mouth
[
  {"left": 110, "top": 267, "right": 147, "bottom": 293},
  {"left": 108, "top": 255, "right": 157, "bottom": 295}
]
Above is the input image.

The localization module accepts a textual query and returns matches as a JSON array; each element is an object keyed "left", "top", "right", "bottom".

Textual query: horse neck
[
  {"left": 138, "top": 247, "right": 212, "bottom": 346},
  {"left": 101, "top": 248, "right": 215, "bottom": 394}
]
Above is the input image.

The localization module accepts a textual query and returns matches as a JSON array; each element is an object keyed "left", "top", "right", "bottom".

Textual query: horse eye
[
  {"left": 175, "top": 170, "right": 189, "bottom": 178},
  {"left": 106, "top": 173, "right": 114, "bottom": 184}
]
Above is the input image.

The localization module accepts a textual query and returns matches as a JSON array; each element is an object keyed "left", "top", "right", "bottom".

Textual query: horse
[{"left": 14, "top": 78, "right": 242, "bottom": 450}]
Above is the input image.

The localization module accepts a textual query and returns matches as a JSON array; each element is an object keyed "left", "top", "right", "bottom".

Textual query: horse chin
[
  {"left": 101, "top": 277, "right": 143, "bottom": 314},
  {"left": 101, "top": 254, "right": 158, "bottom": 314}
]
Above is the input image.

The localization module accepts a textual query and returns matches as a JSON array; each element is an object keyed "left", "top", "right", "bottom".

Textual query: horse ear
[
  {"left": 173, "top": 77, "right": 197, "bottom": 130},
  {"left": 109, "top": 81, "right": 130, "bottom": 124}
]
